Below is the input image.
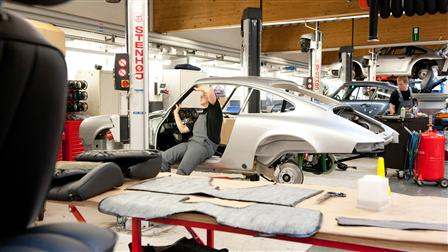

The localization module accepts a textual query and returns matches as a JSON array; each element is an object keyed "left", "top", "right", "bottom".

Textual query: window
[
  {"left": 412, "top": 47, "right": 427, "bottom": 55},
  {"left": 219, "top": 85, "right": 250, "bottom": 114},
  {"left": 243, "top": 89, "right": 295, "bottom": 113},
  {"left": 336, "top": 85, "right": 392, "bottom": 101}
]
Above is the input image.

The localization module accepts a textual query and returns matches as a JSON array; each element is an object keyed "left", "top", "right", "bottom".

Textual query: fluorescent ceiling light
[{"left": 264, "top": 14, "right": 370, "bottom": 26}]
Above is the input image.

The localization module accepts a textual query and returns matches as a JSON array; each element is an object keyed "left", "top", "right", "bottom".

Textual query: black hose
[
  {"left": 391, "top": 0, "right": 403, "bottom": 17},
  {"left": 426, "top": 0, "right": 438, "bottom": 14},
  {"left": 369, "top": 0, "right": 379, "bottom": 41},
  {"left": 379, "top": 0, "right": 391, "bottom": 18},
  {"left": 415, "top": 0, "right": 426, "bottom": 15},
  {"left": 437, "top": 0, "right": 448, "bottom": 13},
  {"left": 404, "top": 0, "right": 416, "bottom": 15}
]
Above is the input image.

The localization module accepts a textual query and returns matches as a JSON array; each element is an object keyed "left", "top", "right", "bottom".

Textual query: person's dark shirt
[
  {"left": 203, "top": 102, "right": 223, "bottom": 144},
  {"left": 186, "top": 102, "right": 223, "bottom": 144},
  {"left": 389, "top": 89, "right": 411, "bottom": 114}
]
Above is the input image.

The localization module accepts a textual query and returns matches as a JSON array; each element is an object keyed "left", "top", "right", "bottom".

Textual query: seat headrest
[{"left": 10, "top": 0, "right": 70, "bottom": 6}]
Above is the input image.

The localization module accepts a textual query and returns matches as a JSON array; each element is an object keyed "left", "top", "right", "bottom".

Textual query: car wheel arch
[
  {"left": 254, "top": 134, "right": 317, "bottom": 166},
  {"left": 411, "top": 59, "right": 438, "bottom": 78}
]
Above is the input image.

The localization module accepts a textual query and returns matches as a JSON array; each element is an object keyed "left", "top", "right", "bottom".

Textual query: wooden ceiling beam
[
  {"left": 262, "top": 14, "right": 448, "bottom": 52},
  {"left": 153, "top": 0, "right": 365, "bottom": 32}
]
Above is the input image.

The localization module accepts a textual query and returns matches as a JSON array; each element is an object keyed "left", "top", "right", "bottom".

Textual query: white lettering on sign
[
  {"left": 314, "top": 64, "right": 320, "bottom": 90},
  {"left": 134, "top": 17, "right": 144, "bottom": 80}
]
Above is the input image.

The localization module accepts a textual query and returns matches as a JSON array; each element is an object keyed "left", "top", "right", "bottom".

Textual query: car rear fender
[{"left": 255, "top": 134, "right": 317, "bottom": 166}]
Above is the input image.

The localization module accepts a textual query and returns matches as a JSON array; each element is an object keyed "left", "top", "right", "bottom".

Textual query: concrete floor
[{"left": 39, "top": 157, "right": 447, "bottom": 251}]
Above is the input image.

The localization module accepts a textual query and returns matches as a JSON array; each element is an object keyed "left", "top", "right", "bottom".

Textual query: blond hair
[{"left": 397, "top": 76, "right": 409, "bottom": 83}]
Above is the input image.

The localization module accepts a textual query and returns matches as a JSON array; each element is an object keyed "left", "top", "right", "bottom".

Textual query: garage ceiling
[{"left": 5, "top": 0, "right": 446, "bottom": 65}]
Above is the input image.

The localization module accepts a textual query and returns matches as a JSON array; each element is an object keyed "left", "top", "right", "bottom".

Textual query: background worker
[{"left": 389, "top": 76, "right": 416, "bottom": 115}]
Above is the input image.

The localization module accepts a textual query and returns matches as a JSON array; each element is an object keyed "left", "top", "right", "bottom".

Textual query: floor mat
[
  {"left": 99, "top": 191, "right": 322, "bottom": 238},
  {"left": 128, "top": 176, "right": 322, "bottom": 206},
  {"left": 336, "top": 217, "right": 448, "bottom": 231}
]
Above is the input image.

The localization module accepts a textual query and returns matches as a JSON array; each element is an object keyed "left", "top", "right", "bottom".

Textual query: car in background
[
  {"left": 375, "top": 46, "right": 447, "bottom": 80},
  {"left": 326, "top": 45, "right": 447, "bottom": 80},
  {"left": 331, "top": 81, "right": 397, "bottom": 118}
]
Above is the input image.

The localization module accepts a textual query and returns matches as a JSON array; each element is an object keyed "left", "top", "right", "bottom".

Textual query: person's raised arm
[
  {"left": 173, "top": 104, "right": 190, "bottom": 134},
  {"left": 195, "top": 85, "right": 217, "bottom": 105}
]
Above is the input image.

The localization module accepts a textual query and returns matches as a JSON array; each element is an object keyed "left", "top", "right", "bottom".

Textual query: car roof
[
  {"left": 343, "top": 81, "right": 397, "bottom": 89},
  {"left": 194, "top": 76, "right": 339, "bottom": 106},
  {"left": 194, "top": 76, "right": 297, "bottom": 88}
]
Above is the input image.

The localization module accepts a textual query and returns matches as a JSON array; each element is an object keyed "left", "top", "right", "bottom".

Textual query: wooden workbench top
[{"left": 51, "top": 174, "right": 448, "bottom": 252}]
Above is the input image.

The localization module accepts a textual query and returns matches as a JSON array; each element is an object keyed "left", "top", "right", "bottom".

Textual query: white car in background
[
  {"left": 80, "top": 77, "right": 398, "bottom": 184},
  {"left": 326, "top": 45, "right": 448, "bottom": 80}
]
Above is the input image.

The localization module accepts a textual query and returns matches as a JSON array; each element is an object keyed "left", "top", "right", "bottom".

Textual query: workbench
[{"left": 53, "top": 175, "right": 448, "bottom": 252}]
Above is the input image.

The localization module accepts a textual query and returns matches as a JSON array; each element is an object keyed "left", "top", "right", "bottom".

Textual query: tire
[
  {"left": 274, "top": 162, "right": 304, "bottom": 184},
  {"left": 391, "top": 0, "right": 403, "bottom": 17},
  {"left": 415, "top": 0, "right": 426, "bottom": 15},
  {"left": 437, "top": 0, "right": 448, "bottom": 13},
  {"left": 440, "top": 179, "right": 448, "bottom": 188},
  {"left": 379, "top": 0, "right": 391, "bottom": 18},
  {"left": 404, "top": 0, "right": 416, "bottom": 15},
  {"left": 426, "top": 0, "right": 438, "bottom": 14}
]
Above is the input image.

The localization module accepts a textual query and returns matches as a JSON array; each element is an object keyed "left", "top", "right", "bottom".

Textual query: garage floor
[{"left": 40, "top": 158, "right": 447, "bottom": 252}]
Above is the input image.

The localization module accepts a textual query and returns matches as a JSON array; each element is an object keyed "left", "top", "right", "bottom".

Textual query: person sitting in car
[{"left": 160, "top": 85, "right": 223, "bottom": 175}]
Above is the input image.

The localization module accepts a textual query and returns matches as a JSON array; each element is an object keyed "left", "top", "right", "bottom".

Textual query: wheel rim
[
  {"left": 418, "top": 69, "right": 429, "bottom": 79},
  {"left": 276, "top": 162, "right": 303, "bottom": 184}
]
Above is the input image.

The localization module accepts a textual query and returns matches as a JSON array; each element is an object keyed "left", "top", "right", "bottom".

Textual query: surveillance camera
[
  {"left": 105, "top": 0, "right": 121, "bottom": 3},
  {"left": 299, "top": 33, "right": 314, "bottom": 53}
]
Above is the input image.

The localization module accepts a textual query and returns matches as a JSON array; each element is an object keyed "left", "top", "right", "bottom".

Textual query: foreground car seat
[{"left": 0, "top": 1, "right": 117, "bottom": 251}]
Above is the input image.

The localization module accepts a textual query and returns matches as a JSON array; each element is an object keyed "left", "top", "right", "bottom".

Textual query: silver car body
[
  {"left": 80, "top": 77, "right": 398, "bottom": 175},
  {"left": 326, "top": 46, "right": 447, "bottom": 79}
]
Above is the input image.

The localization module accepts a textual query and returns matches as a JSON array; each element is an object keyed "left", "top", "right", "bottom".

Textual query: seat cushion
[
  {"left": 76, "top": 150, "right": 161, "bottom": 179},
  {"left": 0, "top": 223, "right": 116, "bottom": 252},
  {"left": 48, "top": 162, "right": 124, "bottom": 201}
]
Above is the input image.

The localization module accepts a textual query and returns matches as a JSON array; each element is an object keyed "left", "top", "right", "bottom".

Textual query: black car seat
[{"left": 0, "top": 0, "right": 117, "bottom": 251}]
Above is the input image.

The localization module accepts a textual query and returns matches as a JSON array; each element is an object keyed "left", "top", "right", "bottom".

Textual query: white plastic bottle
[
  {"left": 357, "top": 175, "right": 390, "bottom": 211},
  {"left": 400, "top": 107, "right": 406, "bottom": 118}
]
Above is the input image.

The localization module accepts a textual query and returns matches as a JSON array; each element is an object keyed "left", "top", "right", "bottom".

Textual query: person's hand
[
  {"left": 194, "top": 85, "right": 206, "bottom": 92},
  {"left": 174, "top": 104, "right": 181, "bottom": 114}
]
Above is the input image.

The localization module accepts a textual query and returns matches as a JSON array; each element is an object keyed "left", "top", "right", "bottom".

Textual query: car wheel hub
[{"left": 274, "top": 162, "right": 304, "bottom": 184}]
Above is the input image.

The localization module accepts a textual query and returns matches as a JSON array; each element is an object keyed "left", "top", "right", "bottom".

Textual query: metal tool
[{"left": 316, "top": 191, "right": 346, "bottom": 204}]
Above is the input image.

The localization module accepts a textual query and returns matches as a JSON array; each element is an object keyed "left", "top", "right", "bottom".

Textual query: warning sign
[
  {"left": 118, "top": 59, "right": 127, "bottom": 67},
  {"left": 118, "top": 68, "right": 127, "bottom": 77}
]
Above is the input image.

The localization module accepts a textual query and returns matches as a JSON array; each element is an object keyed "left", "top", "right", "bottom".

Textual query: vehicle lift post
[
  {"left": 368, "top": 50, "right": 378, "bottom": 81},
  {"left": 126, "top": 0, "right": 150, "bottom": 150},
  {"left": 340, "top": 46, "right": 354, "bottom": 83},
  {"left": 241, "top": 7, "right": 262, "bottom": 113},
  {"left": 300, "top": 23, "right": 323, "bottom": 93}
]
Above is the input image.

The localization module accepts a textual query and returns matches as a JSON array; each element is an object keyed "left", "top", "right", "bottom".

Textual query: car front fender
[{"left": 79, "top": 115, "right": 115, "bottom": 150}]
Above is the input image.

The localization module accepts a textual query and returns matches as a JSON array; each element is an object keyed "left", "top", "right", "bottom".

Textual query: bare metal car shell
[
  {"left": 149, "top": 77, "right": 398, "bottom": 173},
  {"left": 80, "top": 77, "right": 398, "bottom": 175}
]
